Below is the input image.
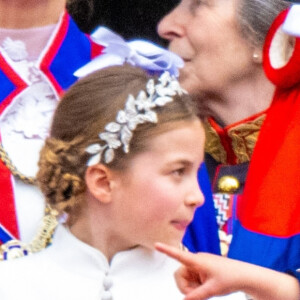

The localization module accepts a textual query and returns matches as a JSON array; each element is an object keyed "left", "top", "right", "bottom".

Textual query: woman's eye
[
  {"left": 193, "top": 0, "right": 203, "bottom": 6},
  {"left": 191, "top": 0, "right": 209, "bottom": 8}
]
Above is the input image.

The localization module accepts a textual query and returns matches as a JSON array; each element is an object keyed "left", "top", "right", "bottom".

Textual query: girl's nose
[{"left": 185, "top": 179, "right": 205, "bottom": 208}]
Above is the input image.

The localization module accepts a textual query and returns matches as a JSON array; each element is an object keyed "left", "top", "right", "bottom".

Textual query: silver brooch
[{"left": 86, "top": 71, "right": 186, "bottom": 166}]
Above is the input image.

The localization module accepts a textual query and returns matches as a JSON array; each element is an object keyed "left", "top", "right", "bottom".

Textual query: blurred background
[{"left": 67, "top": 0, "right": 179, "bottom": 46}]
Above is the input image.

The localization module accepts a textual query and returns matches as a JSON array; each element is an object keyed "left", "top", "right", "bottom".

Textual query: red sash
[{"left": 237, "top": 9, "right": 300, "bottom": 237}]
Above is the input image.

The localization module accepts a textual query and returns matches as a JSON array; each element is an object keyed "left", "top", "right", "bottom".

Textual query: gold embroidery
[
  {"left": 204, "top": 120, "right": 227, "bottom": 164},
  {"left": 229, "top": 115, "right": 265, "bottom": 163},
  {"left": 204, "top": 114, "right": 266, "bottom": 164}
]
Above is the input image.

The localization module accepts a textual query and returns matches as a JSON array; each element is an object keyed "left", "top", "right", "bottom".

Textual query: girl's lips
[{"left": 171, "top": 220, "right": 191, "bottom": 231}]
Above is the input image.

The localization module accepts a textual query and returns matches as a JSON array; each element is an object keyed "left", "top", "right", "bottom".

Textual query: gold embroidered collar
[{"left": 204, "top": 112, "right": 266, "bottom": 165}]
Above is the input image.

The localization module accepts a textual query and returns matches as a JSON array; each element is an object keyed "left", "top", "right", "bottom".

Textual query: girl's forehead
[{"left": 141, "top": 120, "right": 204, "bottom": 156}]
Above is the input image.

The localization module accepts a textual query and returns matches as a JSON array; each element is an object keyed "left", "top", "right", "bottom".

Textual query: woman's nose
[{"left": 157, "top": 5, "right": 186, "bottom": 41}]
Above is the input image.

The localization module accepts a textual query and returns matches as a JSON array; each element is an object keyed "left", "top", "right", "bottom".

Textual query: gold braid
[
  {"left": 0, "top": 142, "right": 36, "bottom": 185},
  {"left": 0, "top": 144, "right": 59, "bottom": 261},
  {"left": 0, "top": 206, "right": 59, "bottom": 261}
]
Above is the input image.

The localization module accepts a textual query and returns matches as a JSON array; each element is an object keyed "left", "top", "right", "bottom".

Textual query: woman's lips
[{"left": 182, "top": 58, "right": 191, "bottom": 63}]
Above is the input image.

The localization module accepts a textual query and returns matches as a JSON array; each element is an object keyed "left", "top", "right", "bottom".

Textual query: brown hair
[{"left": 37, "top": 64, "right": 199, "bottom": 220}]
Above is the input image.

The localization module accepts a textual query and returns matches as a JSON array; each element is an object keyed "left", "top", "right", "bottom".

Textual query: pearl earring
[{"left": 253, "top": 52, "right": 261, "bottom": 63}]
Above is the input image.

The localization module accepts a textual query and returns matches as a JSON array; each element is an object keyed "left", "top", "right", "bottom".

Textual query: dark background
[{"left": 67, "top": 0, "right": 179, "bottom": 46}]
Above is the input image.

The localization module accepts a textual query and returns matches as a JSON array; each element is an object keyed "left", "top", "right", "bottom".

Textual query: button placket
[{"left": 101, "top": 271, "right": 113, "bottom": 300}]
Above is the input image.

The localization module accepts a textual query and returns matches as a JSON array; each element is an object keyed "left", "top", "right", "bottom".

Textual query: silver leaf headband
[{"left": 85, "top": 71, "right": 187, "bottom": 166}]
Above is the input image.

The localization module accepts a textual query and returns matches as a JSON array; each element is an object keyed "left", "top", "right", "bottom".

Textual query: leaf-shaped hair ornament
[{"left": 86, "top": 71, "right": 187, "bottom": 166}]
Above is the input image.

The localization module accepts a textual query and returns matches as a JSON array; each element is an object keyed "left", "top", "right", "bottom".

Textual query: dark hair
[{"left": 37, "top": 64, "right": 199, "bottom": 219}]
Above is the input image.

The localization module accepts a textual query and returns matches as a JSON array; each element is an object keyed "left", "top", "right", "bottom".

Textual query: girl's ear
[{"left": 85, "top": 164, "right": 113, "bottom": 204}]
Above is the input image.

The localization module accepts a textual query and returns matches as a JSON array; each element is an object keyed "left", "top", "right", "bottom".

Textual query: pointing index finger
[{"left": 155, "top": 242, "right": 198, "bottom": 268}]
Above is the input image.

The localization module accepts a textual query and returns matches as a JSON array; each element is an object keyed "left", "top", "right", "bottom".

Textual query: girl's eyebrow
[{"left": 165, "top": 159, "right": 194, "bottom": 167}]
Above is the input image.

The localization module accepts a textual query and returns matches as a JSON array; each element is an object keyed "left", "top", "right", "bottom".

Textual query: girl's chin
[{"left": 158, "top": 238, "right": 184, "bottom": 249}]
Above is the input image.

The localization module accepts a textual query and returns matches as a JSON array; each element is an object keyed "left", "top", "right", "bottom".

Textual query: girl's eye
[{"left": 172, "top": 168, "right": 185, "bottom": 177}]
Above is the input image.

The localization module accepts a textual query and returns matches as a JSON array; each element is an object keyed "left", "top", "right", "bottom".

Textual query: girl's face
[
  {"left": 157, "top": 0, "right": 255, "bottom": 96},
  {"left": 110, "top": 119, "right": 205, "bottom": 250}
]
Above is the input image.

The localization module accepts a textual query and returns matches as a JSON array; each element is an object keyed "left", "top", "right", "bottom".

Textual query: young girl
[{"left": 0, "top": 65, "right": 246, "bottom": 299}]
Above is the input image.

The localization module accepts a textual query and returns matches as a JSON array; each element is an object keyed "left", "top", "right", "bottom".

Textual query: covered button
[
  {"left": 103, "top": 276, "right": 113, "bottom": 290},
  {"left": 101, "top": 290, "right": 113, "bottom": 300}
]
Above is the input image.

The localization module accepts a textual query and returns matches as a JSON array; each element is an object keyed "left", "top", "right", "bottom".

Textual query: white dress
[{"left": 0, "top": 225, "right": 247, "bottom": 300}]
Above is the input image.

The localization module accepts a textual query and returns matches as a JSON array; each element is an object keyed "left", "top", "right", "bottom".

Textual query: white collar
[{"left": 46, "top": 224, "right": 170, "bottom": 279}]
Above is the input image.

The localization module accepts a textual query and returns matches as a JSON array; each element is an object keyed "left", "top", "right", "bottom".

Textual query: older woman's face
[{"left": 158, "top": 0, "right": 256, "bottom": 96}]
